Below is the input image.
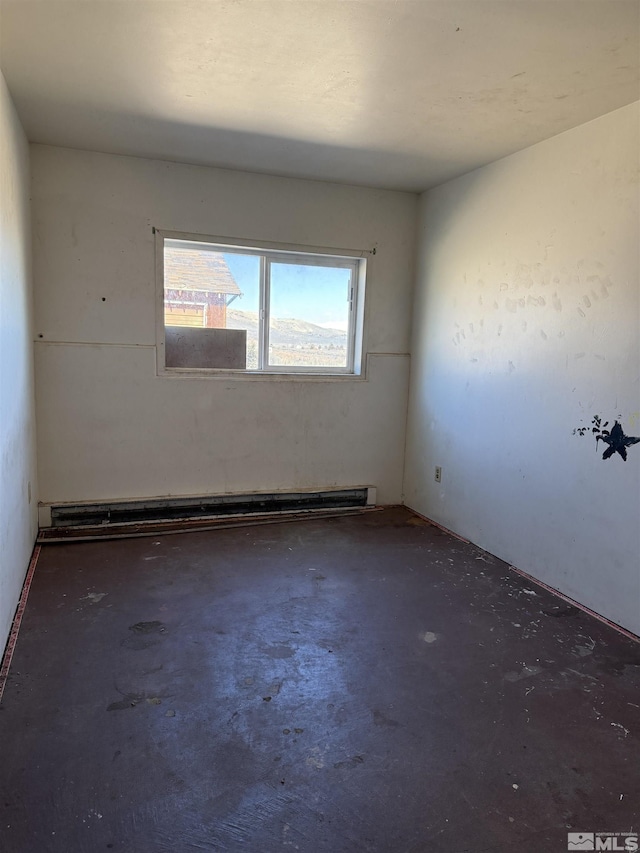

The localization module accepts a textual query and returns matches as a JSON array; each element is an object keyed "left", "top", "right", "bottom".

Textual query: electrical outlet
[{"left": 434, "top": 466, "right": 442, "bottom": 483}]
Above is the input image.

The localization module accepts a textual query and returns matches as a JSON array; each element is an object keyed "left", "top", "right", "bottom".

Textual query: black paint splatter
[
  {"left": 597, "top": 421, "right": 640, "bottom": 461},
  {"left": 572, "top": 414, "right": 609, "bottom": 438},
  {"left": 573, "top": 415, "right": 640, "bottom": 461}
]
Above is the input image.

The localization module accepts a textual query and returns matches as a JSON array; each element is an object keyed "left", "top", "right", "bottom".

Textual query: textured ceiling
[{"left": 1, "top": 0, "right": 638, "bottom": 191}]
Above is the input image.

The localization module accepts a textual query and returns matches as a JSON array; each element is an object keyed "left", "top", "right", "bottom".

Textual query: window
[{"left": 156, "top": 231, "right": 367, "bottom": 376}]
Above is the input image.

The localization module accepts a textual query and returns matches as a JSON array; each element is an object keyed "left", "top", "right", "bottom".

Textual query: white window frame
[{"left": 155, "top": 230, "right": 368, "bottom": 378}]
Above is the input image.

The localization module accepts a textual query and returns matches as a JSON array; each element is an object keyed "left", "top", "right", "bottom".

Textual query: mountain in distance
[{"left": 227, "top": 308, "right": 347, "bottom": 348}]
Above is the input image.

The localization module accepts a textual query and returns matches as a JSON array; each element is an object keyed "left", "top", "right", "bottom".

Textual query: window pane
[
  {"left": 223, "top": 252, "right": 260, "bottom": 370},
  {"left": 164, "top": 241, "right": 260, "bottom": 369},
  {"left": 268, "top": 262, "right": 351, "bottom": 368}
]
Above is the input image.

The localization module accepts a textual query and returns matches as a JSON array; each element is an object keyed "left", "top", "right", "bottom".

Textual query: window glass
[
  {"left": 267, "top": 262, "right": 351, "bottom": 369},
  {"left": 159, "top": 234, "right": 364, "bottom": 375}
]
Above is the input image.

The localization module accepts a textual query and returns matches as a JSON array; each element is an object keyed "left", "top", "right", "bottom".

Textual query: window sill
[{"left": 156, "top": 366, "right": 367, "bottom": 382}]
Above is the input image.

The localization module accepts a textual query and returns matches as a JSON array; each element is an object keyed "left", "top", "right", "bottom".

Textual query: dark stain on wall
[{"left": 573, "top": 415, "right": 640, "bottom": 461}]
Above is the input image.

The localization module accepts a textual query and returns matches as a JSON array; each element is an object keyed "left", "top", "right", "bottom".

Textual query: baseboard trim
[
  {"left": 405, "top": 506, "right": 639, "bottom": 644},
  {"left": 0, "top": 544, "right": 41, "bottom": 705},
  {"left": 508, "top": 563, "right": 640, "bottom": 645}
]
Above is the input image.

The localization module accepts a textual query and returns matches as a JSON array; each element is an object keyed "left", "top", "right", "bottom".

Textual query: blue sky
[{"left": 224, "top": 252, "right": 351, "bottom": 330}]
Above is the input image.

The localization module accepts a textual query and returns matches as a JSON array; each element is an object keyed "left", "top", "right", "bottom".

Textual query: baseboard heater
[{"left": 46, "top": 488, "right": 372, "bottom": 530}]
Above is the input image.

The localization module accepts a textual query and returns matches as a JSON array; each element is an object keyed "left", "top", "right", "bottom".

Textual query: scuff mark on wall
[{"left": 451, "top": 259, "right": 615, "bottom": 362}]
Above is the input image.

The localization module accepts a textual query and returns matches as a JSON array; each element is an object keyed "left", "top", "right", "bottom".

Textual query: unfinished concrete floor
[{"left": 1, "top": 507, "right": 639, "bottom": 852}]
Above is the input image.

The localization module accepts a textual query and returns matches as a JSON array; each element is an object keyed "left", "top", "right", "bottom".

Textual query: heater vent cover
[{"left": 50, "top": 489, "right": 369, "bottom": 528}]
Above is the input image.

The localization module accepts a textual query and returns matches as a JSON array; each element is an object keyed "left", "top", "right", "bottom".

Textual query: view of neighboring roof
[{"left": 164, "top": 243, "right": 242, "bottom": 296}]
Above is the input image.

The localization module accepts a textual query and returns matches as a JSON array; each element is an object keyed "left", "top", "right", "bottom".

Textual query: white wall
[
  {"left": 404, "top": 103, "right": 640, "bottom": 634},
  {"left": 0, "top": 72, "right": 38, "bottom": 652},
  {"left": 32, "top": 146, "right": 416, "bottom": 507}
]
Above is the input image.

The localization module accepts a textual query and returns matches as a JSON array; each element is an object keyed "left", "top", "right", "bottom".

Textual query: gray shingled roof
[{"left": 165, "top": 245, "right": 242, "bottom": 296}]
